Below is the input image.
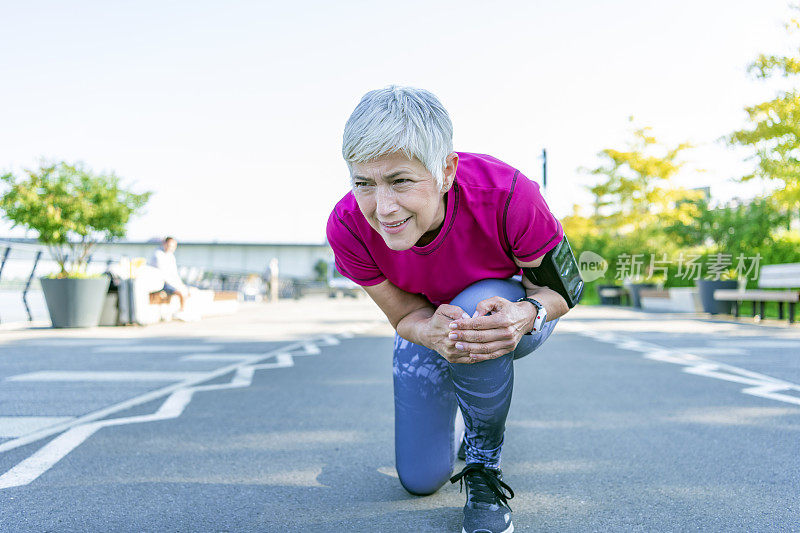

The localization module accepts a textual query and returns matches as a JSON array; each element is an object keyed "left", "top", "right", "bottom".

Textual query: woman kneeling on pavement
[{"left": 326, "top": 85, "right": 578, "bottom": 533}]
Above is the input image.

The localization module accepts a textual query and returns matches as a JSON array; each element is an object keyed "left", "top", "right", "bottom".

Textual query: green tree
[
  {"left": 0, "top": 160, "right": 152, "bottom": 277},
  {"left": 563, "top": 122, "right": 704, "bottom": 284},
  {"left": 728, "top": 6, "right": 800, "bottom": 214},
  {"left": 585, "top": 122, "right": 702, "bottom": 245},
  {"left": 664, "top": 195, "right": 790, "bottom": 255},
  {"left": 313, "top": 258, "right": 328, "bottom": 281}
]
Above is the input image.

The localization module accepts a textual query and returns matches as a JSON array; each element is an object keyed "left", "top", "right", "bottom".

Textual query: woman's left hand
[{"left": 448, "top": 297, "right": 534, "bottom": 362}]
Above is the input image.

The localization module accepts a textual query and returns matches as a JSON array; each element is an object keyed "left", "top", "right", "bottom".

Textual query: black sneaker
[
  {"left": 457, "top": 439, "right": 467, "bottom": 461},
  {"left": 450, "top": 463, "right": 514, "bottom": 533}
]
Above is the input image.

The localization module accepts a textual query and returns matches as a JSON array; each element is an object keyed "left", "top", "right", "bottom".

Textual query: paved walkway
[{"left": 0, "top": 299, "right": 798, "bottom": 531}]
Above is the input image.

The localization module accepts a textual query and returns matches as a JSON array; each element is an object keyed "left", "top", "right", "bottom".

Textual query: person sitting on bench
[{"left": 148, "top": 236, "right": 193, "bottom": 318}]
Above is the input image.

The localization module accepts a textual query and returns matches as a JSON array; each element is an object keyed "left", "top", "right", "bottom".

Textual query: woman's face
[{"left": 350, "top": 152, "right": 456, "bottom": 251}]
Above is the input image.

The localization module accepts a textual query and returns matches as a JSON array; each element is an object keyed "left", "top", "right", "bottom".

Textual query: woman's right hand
[{"left": 423, "top": 304, "right": 474, "bottom": 364}]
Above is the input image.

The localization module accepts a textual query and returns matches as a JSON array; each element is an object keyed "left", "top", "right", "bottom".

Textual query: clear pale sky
[{"left": 0, "top": 0, "right": 793, "bottom": 244}]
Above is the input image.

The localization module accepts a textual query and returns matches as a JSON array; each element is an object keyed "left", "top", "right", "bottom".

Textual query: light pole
[{"left": 541, "top": 148, "right": 547, "bottom": 192}]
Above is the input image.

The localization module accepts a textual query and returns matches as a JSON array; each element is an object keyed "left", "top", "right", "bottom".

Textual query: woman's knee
[
  {"left": 449, "top": 278, "right": 525, "bottom": 316},
  {"left": 396, "top": 461, "right": 453, "bottom": 495},
  {"left": 513, "top": 316, "right": 559, "bottom": 359}
]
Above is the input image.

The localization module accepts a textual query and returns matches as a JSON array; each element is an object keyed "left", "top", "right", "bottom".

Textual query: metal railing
[
  {"left": 0, "top": 240, "right": 120, "bottom": 323},
  {"left": 0, "top": 239, "right": 313, "bottom": 324}
]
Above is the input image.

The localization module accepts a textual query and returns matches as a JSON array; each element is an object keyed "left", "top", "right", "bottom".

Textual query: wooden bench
[
  {"left": 212, "top": 290, "right": 239, "bottom": 301},
  {"left": 713, "top": 263, "right": 800, "bottom": 323},
  {"left": 638, "top": 288, "right": 669, "bottom": 312},
  {"left": 639, "top": 289, "right": 669, "bottom": 299},
  {"left": 149, "top": 289, "right": 237, "bottom": 304},
  {"left": 149, "top": 291, "right": 174, "bottom": 305}
]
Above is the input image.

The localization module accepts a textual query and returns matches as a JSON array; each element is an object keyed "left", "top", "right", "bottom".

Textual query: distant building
[{"left": 0, "top": 238, "right": 333, "bottom": 281}]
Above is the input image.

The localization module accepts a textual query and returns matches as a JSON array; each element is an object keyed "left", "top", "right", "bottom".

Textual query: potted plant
[
  {"left": 696, "top": 268, "right": 739, "bottom": 315},
  {"left": 0, "top": 160, "right": 151, "bottom": 327}
]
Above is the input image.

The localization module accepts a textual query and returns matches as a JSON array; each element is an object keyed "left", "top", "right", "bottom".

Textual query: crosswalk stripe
[{"left": 6, "top": 371, "right": 209, "bottom": 382}]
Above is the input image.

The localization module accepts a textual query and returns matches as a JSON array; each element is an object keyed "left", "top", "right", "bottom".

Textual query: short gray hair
[{"left": 342, "top": 85, "right": 453, "bottom": 188}]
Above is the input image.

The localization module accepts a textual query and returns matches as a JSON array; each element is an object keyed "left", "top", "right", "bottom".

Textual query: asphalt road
[{"left": 0, "top": 300, "right": 798, "bottom": 532}]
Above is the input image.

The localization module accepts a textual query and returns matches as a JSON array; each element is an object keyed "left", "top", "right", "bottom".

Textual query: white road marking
[
  {"left": 179, "top": 354, "right": 263, "bottom": 362},
  {"left": 0, "top": 340, "right": 306, "bottom": 455},
  {"left": 377, "top": 466, "right": 399, "bottom": 479},
  {"left": 92, "top": 345, "right": 223, "bottom": 353},
  {"left": 7, "top": 371, "right": 209, "bottom": 382},
  {"left": 673, "top": 347, "right": 748, "bottom": 356},
  {"left": 15, "top": 339, "right": 137, "bottom": 347},
  {"left": 579, "top": 330, "right": 800, "bottom": 406},
  {"left": 251, "top": 353, "right": 294, "bottom": 370},
  {"left": 743, "top": 383, "right": 800, "bottom": 405},
  {"left": 0, "top": 335, "right": 341, "bottom": 490},
  {"left": 710, "top": 340, "right": 800, "bottom": 349},
  {"left": 0, "top": 417, "right": 75, "bottom": 438},
  {"left": 0, "top": 424, "right": 101, "bottom": 489},
  {"left": 319, "top": 335, "right": 340, "bottom": 346},
  {"left": 300, "top": 342, "right": 321, "bottom": 355}
]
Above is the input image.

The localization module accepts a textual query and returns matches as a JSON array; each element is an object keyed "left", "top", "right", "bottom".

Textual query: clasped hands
[{"left": 425, "top": 297, "right": 534, "bottom": 364}]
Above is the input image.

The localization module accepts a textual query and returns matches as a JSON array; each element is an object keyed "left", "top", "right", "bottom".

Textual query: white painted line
[
  {"left": 0, "top": 387, "right": 199, "bottom": 490},
  {"left": 179, "top": 354, "right": 262, "bottom": 362},
  {"left": 17, "top": 339, "right": 137, "bottom": 347},
  {"left": 0, "top": 334, "right": 347, "bottom": 489},
  {"left": 0, "top": 349, "right": 303, "bottom": 489},
  {"left": 644, "top": 349, "right": 705, "bottom": 366},
  {"left": 377, "top": 466, "right": 399, "bottom": 479},
  {"left": 580, "top": 330, "right": 800, "bottom": 407},
  {"left": 251, "top": 353, "right": 295, "bottom": 370},
  {"left": 92, "top": 345, "right": 223, "bottom": 353},
  {"left": 682, "top": 364, "right": 772, "bottom": 387},
  {"left": 0, "top": 424, "right": 101, "bottom": 489},
  {"left": 0, "top": 339, "right": 330, "bottom": 489},
  {"left": 0, "top": 341, "right": 307, "bottom": 455},
  {"left": 0, "top": 417, "right": 75, "bottom": 438},
  {"left": 318, "top": 335, "right": 340, "bottom": 346},
  {"left": 616, "top": 339, "right": 661, "bottom": 353},
  {"left": 743, "top": 383, "right": 800, "bottom": 406},
  {"left": 673, "top": 347, "right": 748, "bottom": 356},
  {"left": 7, "top": 371, "right": 209, "bottom": 382},
  {"left": 710, "top": 340, "right": 800, "bottom": 349},
  {"left": 300, "top": 342, "right": 321, "bottom": 355}
]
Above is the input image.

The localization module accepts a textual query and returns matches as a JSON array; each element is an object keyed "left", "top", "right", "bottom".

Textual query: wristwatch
[{"left": 516, "top": 296, "right": 547, "bottom": 334}]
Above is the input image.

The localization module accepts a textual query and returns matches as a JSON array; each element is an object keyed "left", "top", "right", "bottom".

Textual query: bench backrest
[{"left": 759, "top": 263, "right": 800, "bottom": 289}]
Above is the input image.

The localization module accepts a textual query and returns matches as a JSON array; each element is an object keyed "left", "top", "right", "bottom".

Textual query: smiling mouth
[{"left": 381, "top": 217, "right": 411, "bottom": 229}]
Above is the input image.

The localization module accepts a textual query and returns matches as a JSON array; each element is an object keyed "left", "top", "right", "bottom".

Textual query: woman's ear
[{"left": 442, "top": 152, "right": 459, "bottom": 191}]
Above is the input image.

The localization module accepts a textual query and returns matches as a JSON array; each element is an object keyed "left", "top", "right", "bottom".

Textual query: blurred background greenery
[{"left": 564, "top": 7, "right": 800, "bottom": 307}]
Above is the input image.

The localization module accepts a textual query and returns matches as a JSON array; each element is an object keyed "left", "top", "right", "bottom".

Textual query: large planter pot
[
  {"left": 628, "top": 283, "right": 656, "bottom": 309},
  {"left": 695, "top": 279, "right": 738, "bottom": 315},
  {"left": 40, "top": 276, "right": 111, "bottom": 328},
  {"left": 596, "top": 284, "right": 622, "bottom": 305}
]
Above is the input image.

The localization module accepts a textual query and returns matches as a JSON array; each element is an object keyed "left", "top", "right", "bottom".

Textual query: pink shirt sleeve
[
  {"left": 504, "top": 172, "right": 564, "bottom": 262},
  {"left": 326, "top": 210, "right": 387, "bottom": 286}
]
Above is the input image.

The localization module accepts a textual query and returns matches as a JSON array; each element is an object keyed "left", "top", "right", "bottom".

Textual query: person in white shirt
[{"left": 148, "top": 236, "right": 190, "bottom": 313}]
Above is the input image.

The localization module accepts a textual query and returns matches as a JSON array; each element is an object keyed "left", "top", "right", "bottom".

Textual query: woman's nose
[{"left": 376, "top": 186, "right": 398, "bottom": 215}]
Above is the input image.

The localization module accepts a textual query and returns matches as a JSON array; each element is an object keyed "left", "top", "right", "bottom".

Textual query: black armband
[{"left": 521, "top": 234, "right": 584, "bottom": 308}]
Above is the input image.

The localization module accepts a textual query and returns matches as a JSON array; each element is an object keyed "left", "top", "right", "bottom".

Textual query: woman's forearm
[
  {"left": 395, "top": 306, "right": 436, "bottom": 348},
  {"left": 524, "top": 286, "right": 570, "bottom": 322}
]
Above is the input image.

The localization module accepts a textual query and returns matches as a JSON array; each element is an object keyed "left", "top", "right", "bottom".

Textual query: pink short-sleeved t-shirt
[{"left": 326, "top": 152, "right": 564, "bottom": 306}]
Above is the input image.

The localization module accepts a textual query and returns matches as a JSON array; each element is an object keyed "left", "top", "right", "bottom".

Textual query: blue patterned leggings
[{"left": 392, "top": 278, "right": 559, "bottom": 495}]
